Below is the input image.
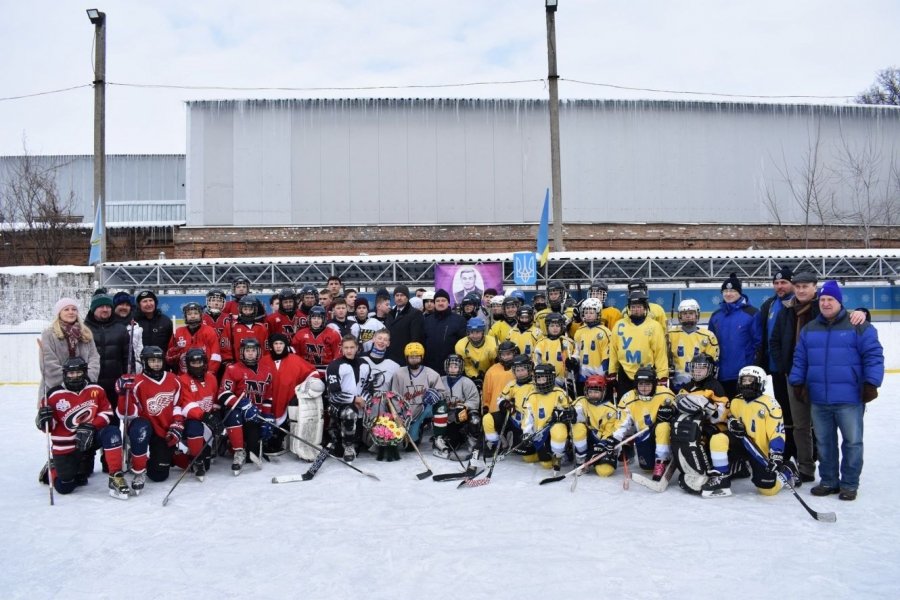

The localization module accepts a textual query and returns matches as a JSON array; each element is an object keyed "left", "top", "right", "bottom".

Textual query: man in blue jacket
[
  {"left": 708, "top": 273, "right": 761, "bottom": 399},
  {"left": 789, "top": 280, "right": 884, "bottom": 501}
]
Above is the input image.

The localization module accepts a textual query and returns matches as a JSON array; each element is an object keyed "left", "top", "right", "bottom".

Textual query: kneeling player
[
  {"left": 484, "top": 355, "right": 534, "bottom": 459},
  {"left": 390, "top": 343, "right": 447, "bottom": 446},
  {"left": 599, "top": 367, "right": 675, "bottom": 479},
  {"left": 572, "top": 375, "right": 619, "bottom": 476},
  {"left": 37, "top": 358, "right": 131, "bottom": 499},
  {"left": 521, "top": 364, "right": 574, "bottom": 470},
  {"left": 177, "top": 349, "right": 223, "bottom": 481},
  {"left": 432, "top": 354, "right": 482, "bottom": 461}
]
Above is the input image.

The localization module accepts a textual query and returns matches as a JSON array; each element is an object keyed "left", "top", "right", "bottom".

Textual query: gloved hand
[
  {"left": 658, "top": 377, "right": 670, "bottom": 389},
  {"left": 257, "top": 414, "right": 275, "bottom": 441},
  {"left": 497, "top": 398, "right": 512, "bottom": 413},
  {"left": 863, "top": 383, "right": 878, "bottom": 403},
  {"left": 565, "top": 357, "right": 580, "bottom": 373},
  {"left": 75, "top": 423, "right": 96, "bottom": 452},
  {"left": 115, "top": 374, "right": 135, "bottom": 394},
  {"left": 597, "top": 437, "right": 618, "bottom": 454},
  {"left": 607, "top": 372, "right": 618, "bottom": 388},
  {"left": 552, "top": 406, "right": 576, "bottom": 424},
  {"left": 727, "top": 418, "right": 746, "bottom": 438},
  {"left": 166, "top": 421, "right": 184, "bottom": 447},
  {"left": 766, "top": 449, "right": 784, "bottom": 473},
  {"left": 656, "top": 403, "right": 676, "bottom": 423},
  {"left": 35, "top": 405, "right": 54, "bottom": 431},
  {"left": 202, "top": 411, "right": 224, "bottom": 436},
  {"left": 792, "top": 385, "right": 807, "bottom": 404},
  {"left": 240, "top": 399, "right": 261, "bottom": 423},
  {"left": 571, "top": 304, "right": 582, "bottom": 324},
  {"left": 422, "top": 388, "right": 441, "bottom": 408}
]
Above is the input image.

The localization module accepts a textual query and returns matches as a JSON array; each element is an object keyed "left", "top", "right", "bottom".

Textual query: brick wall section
[{"left": 1, "top": 223, "right": 897, "bottom": 266}]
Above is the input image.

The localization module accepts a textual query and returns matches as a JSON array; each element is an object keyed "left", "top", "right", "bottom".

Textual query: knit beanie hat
[
  {"left": 375, "top": 288, "right": 391, "bottom": 300},
  {"left": 89, "top": 294, "right": 113, "bottom": 312},
  {"left": 136, "top": 290, "right": 158, "bottom": 305},
  {"left": 819, "top": 280, "right": 843, "bottom": 305},
  {"left": 773, "top": 266, "right": 793, "bottom": 282},
  {"left": 434, "top": 289, "right": 451, "bottom": 302},
  {"left": 393, "top": 285, "right": 410, "bottom": 298},
  {"left": 112, "top": 291, "right": 134, "bottom": 307},
  {"left": 54, "top": 298, "right": 79, "bottom": 317},
  {"left": 355, "top": 297, "right": 370, "bottom": 310},
  {"left": 721, "top": 273, "right": 742, "bottom": 294}
]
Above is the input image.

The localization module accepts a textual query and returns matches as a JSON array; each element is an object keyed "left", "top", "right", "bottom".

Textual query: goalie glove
[{"left": 656, "top": 403, "right": 676, "bottom": 423}]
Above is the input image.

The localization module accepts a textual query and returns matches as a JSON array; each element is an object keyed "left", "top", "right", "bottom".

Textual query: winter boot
[
  {"left": 38, "top": 461, "right": 50, "bottom": 485},
  {"left": 108, "top": 471, "right": 132, "bottom": 500},
  {"left": 652, "top": 459, "right": 670, "bottom": 482},
  {"left": 232, "top": 449, "right": 246, "bottom": 476},
  {"left": 342, "top": 444, "right": 357, "bottom": 463},
  {"left": 131, "top": 472, "right": 146, "bottom": 496},
  {"left": 193, "top": 460, "right": 206, "bottom": 482},
  {"left": 701, "top": 470, "right": 732, "bottom": 498},
  {"left": 432, "top": 436, "right": 450, "bottom": 459}
]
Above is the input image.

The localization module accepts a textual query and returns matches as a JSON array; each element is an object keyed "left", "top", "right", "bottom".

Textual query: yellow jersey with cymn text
[{"left": 609, "top": 316, "right": 669, "bottom": 380}]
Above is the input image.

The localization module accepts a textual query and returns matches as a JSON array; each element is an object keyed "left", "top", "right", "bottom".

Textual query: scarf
[{"left": 61, "top": 321, "right": 83, "bottom": 357}]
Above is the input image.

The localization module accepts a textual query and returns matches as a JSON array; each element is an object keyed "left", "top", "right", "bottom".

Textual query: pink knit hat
[{"left": 53, "top": 298, "right": 79, "bottom": 317}]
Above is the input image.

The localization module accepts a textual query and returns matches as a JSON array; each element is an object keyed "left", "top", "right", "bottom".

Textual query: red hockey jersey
[
  {"left": 290, "top": 326, "right": 341, "bottom": 370},
  {"left": 166, "top": 323, "right": 222, "bottom": 375},
  {"left": 121, "top": 371, "right": 183, "bottom": 438},
  {"left": 259, "top": 353, "right": 321, "bottom": 419},
  {"left": 218, "top": 360, "right": 275, "bottom": 415},
  {"left": 177, "top": 371, "right": 219, "bottom": 421},
  {"left": 45, "top": 383, "right": 114, "bottom": 454}
]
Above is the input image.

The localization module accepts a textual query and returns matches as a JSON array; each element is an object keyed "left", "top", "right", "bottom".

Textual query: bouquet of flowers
[{"left": 365, "top": 392, "right": 412, "bottom": 447}]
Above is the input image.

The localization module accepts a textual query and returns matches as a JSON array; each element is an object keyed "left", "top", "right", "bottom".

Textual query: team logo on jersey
[
  {"left": 244, "top": 375, "right": 272, "bottom": 404},
  {"left": 304, "top": 343, "right": 326, "bottom": 365},
  {"left": 63, "top": 403, "right": 96, "bottom": 431},
  {"left": 403, "top": 384, "right": 425, "bottom": 403},
  {"left": 55, "top": 399, "right": 71, "bottom": 412},
  {"left": 146, "top": 391, "right": 177, "bottom": 416}
]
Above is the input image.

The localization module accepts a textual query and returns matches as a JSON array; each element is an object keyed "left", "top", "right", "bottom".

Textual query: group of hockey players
[{"left": 36, "top": 270, "right": 883, "bottom": 504}]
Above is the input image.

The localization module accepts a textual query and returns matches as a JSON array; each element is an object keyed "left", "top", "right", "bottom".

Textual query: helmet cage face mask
[{"left": 444, "top": 355, "right": 463, "bottom": 377}]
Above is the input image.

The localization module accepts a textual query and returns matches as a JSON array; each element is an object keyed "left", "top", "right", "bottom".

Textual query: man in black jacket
[
  {"left": 84, "top": 294, "right": 130, "bottom": 415},
  {"left": 385, "top": 285, "right": 424, "bottom": 366},
  {"left": 423, "top": 289, "right": 466, "bottom": 375},
  {"left": 134, "top": 290, "right": 174, "bottom": 354}
]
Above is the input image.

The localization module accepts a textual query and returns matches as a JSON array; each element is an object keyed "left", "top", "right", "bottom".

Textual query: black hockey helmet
[
  {"left": 185, "top": 348, "right": 208, "bottom": 379},
  {"left": 444, "top": 354, "right": 464, "bottom": 376},
  {"left": 533, "top": 363, "right": 557, "bottom": 394},
  {"left": 62, "top": 357, "right": 89, "bottom": 392},
  {"left": 517, "top": 304, "right": 535, "bottom": 326},
  {"left": 633, "top": 366, "right": 657, "bottom": 399},
  {"left": 182, "top": 301, "right": 203, "bottom": 326},
  {"left": 239, "top": 338, "right": 261, "bottom": 366},
  {"left": 141, "top": 346, "right": 166, "bottom": 379},
  {"left": 511, "top": 354, "right": 534, "bottom": 384},
  {"left": 689, "top": 354, "right": 717, "bottom": 382},
  {"left": 498, "top": 341, "right": 518, "bottom": 367}
]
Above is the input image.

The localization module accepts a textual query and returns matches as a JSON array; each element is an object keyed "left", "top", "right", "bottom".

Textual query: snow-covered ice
[{"left": 2, "top": 369, "right": 898, "bottom": 598}]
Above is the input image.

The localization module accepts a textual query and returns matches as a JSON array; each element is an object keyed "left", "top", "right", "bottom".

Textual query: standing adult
[
  {"left": 112, "top": 291, "right": 143, "bottom": 374},
  {"left": 384, "top": 285, "right": 425, "bottom": 366},
  {"left": 39, "top": 298, "right": 101, "bottom": 397},
  {"left": 83, "top": 294, "right": 130, "bottom": 415},
  {"left": 708, "top": 273, "right": 760, "bottom": 399},
  {"left": 789, "top": 280, "right": 884, "bottom": 501},
  {"left": 134, "top": 290, "right": 174, "bottom": 354},
  {"left": 423, "top": 289, "right": 466, "bottom": 375}
]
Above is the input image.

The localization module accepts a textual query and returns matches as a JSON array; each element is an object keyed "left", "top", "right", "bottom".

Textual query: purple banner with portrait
[{"left": 434, "top": 263, "right": 504, "bottom": 308}]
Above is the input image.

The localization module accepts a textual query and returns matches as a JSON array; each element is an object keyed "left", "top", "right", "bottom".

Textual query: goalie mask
[
  {"left": 533, "top": 363, "right": 557, "bottom": 394},
  {"left": 737, "top": 365, "right": 766, "bottom": 400}
]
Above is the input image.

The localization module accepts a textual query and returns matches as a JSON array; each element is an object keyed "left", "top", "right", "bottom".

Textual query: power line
[
  {"left": 0, "top": 84, "right": 92, "bottom": 102},
  {"left": 562, "top": 78, "right": 855, "bottom": 100},
  {"left": 107, "top": 79, "right": 545, "bottom": 92}
]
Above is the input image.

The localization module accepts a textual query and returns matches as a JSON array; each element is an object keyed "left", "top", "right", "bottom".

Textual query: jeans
[{"left": 810, "top": 402, "right": 865, "bottom": 490}]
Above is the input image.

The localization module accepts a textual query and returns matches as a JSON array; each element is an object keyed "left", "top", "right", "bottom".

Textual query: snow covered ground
[{"left": 2, "top": 375, "right": 899, "bottom": 598}]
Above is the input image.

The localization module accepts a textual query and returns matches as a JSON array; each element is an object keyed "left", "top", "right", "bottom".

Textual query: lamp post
[
  {"left": 545, "top": 0, "right": 564, "bottom": 252},
  {"left": 87, "top": 9, "right": 106, "bottom": 265}
]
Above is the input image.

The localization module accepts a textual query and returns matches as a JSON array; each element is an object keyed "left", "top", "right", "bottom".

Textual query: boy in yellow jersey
[
  {"left": 506, "top": 305, "right": 543, "bottom": 359},
  {"left": 608, "top": 290, "right": 669, "bottom": 397},
  {"left": 533, "top": 312, "right": 578, "bottom": 392},
  {"left": 481, "top": 341, "right": 517, "bottom": 414},
  {"left": 488, "top": 295, "right": 505, "bottom": 328},
  {"left": 535, "top": 281, "right": 575, "bottom": 335},
  {"left": 700, "top": 366, "right": 798, "bottom": 497},
  {"left": 669, "top": 298, "right": 720, "bottom": 391},
  {"left": 520, "top": 364, "right": 574, "bottom": 470},
  {"left": 572, "top": 375, "right": 620, "bottom": 476},
  {"left": 489, "top": 296, "right": 519, "bottom": 343},
  {"left": 584, "top": 280, "right": 623, "bottom": 330},
  {"left": 624, "top": 279, "right": 668, "bottom": 332},
  {"left": 484, "top": 355, "right": 534, "bottom": 456},
  {"left": 598, "top": 367, "right": 676, "bottom": 479},
  {"left": 572, "top": 298, "right": 612, "bottom": 392},
  {"left": 454, "top": 317, "right": 497, "bottom": 386}
]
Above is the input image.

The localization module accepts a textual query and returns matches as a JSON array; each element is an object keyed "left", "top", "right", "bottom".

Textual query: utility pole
[
  {"left": 87, "top": 9, "right": 107, "bottom": 268},
  {"left": 545, "top": 0, "right": 565, "bottom": 251}
]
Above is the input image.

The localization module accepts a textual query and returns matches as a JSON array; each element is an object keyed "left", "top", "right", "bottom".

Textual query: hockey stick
[
  {"left": 272, "top": 442, "right": 333, "bottom": 483},
  {"left": 385, "top": 394, "right": 432, "bottom": 480},
  {"left": 162, "top": 396, "right": 243, "bottom": 507},
  {"left": 740, "top": 436, "right": 836, "bottom": 523},
  {"left": 262, "top": 419, "right": 380, "bottom": 481},
  {"left": 620, "top": 438, "right": 632, "bottom": 491},
  {"left": 37, "top": 339, "right": 54, "bottom": 506},
  {"left": 457, "top": 409, "right": 513, "bottom": 488},
  {"left": 433, "top": 434, "right": 484, "bottom": 482},
  {"left": 458, "top": 413, "right": 550, "bottom": 489},
  {"left": 631, "top": 460, "right": 677, "bottom": 493},
  {"left": 539, "top": 427, "right": 648, "bottom": 486}
]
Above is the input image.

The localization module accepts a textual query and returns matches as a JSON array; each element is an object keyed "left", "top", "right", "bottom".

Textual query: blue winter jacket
[
  {"left": 708, "top": 294, "right": 761, "bottom": 382},
  {"left": 789, "top": 309, "right": 884, "bottom": 405}
]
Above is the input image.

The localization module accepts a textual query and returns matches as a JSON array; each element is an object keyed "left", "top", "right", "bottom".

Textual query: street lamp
[
  {"left": 86, "top": 9, "right": 106, "bottom": 267},
  {"left": 545, "top": 0, "right": 564, "bottom": 251}
]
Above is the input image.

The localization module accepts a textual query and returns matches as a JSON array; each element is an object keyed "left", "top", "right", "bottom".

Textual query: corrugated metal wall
[
  {"left": 186, "top": 98, "right": 900, "bottom": 227},
  {"left": 0, "top": 154, "right": 185, "bottom": 223}
]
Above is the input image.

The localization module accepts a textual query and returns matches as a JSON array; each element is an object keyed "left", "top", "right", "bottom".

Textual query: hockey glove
[
  {"left": 456, "top": 406, "right": 469, "bottom": 423},
  {"left": 257, "top": 414, "right": 275, "bottom": 441},
  {"left": 766, "top": 450, "right": 784, "bottom": 474},
  {"left": 75, "top": 423, "right": 96, "bottom": 452},
  {"left": 658, "top": 377, "right": 670, "bottom": 389},
  {"left": 422, "top": 388, "right": 442, "bottom": 408},
  {"left": 551, "top": 406, "right": 576, "bottom": 424},
  {"left": 239, "top": 399, "right": 261, "bottom": 423},
  {"left": 35, "top": 405, "right": 54, "bottom": 431},
  {"left": 564, "top": 357, "right": 580, "bottom": 373},
  {"left": 655, "top": 403, "right": 676, "bottom": 423},
  {"left": 726, "top": 418, "right": 746, "bottom": 438},
  {"left": 597, "top": 437, "right": 618, "bottom": 454},
  {"left": 115, "top": 374, "right": 135, "bottom": 394},
  {"left": 497, "top": 398, "right": 512, "bottom": 414},
  {"left": 862, "top": 383, "right": 878, "bottom": 403},
  {"left": 166, "top": 421, "right": 185, "bottom": 447},
  {"left": 607, "top": 372, "right": 618, "bottom": 387},
  {"left": 571, "top": 304, "right": 582, "bottom": 324},
  {"left": 202, "top": 411, "right": 224, "bottom": 436}
]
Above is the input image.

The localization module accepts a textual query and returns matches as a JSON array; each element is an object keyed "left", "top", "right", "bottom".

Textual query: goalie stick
[{"left": 272, "top": 443, "right": 334, "bottom": 483}]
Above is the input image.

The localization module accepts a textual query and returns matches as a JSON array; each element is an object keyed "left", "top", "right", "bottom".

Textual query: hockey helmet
[
  {"left": 182, "top": 301, "right": 203, "bottom": 326},
  {"left": 533, "top": 363, "right": 557, "bottom": 394},
  {"left": 404, "top": 342, "right": 425, "bottom": 358},
  {"left": 678, "top": 299, "right": 701, "bottom": 328},
  {"left": 511, "top": 354, "right": 534, "bottom": 384},
  {"left": 737, "top": 365, "right": 766, "bottom": 399},
  {"left": 62, "top": 357, "right": 89, "bottom": 392},
  {"left": 584, "top": 375, "right": 607, "bottom": 405},
  {"left": 140, "top": 346, "right": 166, "bottom": 379},
  {"left": 239, "top": 338, "right": 261, "bottom": 366},
  {"left": 185, "top": 348, "right": 208, "bottom": 379},
  {"left": 444, "top": 354, "right": 464, "bottom": 377},
  {"left": 689, "top": 354, "right": 717, "bottom": 382},
  {"left": 633, "top": 366, "right": 657, "bottom": 399}
]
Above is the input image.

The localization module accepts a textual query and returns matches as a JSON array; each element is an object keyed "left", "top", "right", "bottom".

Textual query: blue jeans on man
[{"left": 810, "top": 402, "right": 864, "bottom": 491}]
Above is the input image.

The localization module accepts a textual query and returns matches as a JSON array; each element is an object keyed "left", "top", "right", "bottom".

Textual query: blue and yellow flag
[
  {"left": 88, "top": 203, "right": 103, "bottom": 266},
  {"left": 536, "top": 188, "right": 550, "bottom": 267}
]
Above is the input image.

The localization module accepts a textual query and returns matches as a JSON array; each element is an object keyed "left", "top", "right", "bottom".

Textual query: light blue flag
[
  {"left": 536, "top": 188, "right": 550, "bottom": 267},
  {"left": 88, "top": 203, "right": 103, "bottom": 266}
]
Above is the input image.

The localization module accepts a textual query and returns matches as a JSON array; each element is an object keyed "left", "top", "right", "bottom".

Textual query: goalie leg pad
[{"left": 290, "top": 393, "right": 324, "bottom": 461}]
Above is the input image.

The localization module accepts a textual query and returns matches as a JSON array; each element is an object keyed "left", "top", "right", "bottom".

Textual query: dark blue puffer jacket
[
  {"left": 789, "top": 309, "right": 884, "bottom": 405},
  {"left": 708, "top": 294, "right": 761, "bottom": 382}
]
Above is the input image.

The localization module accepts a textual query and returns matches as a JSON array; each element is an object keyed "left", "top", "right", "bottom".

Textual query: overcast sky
[{"left": 1, "top": 0, "right": 896, "bottom": 156}]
